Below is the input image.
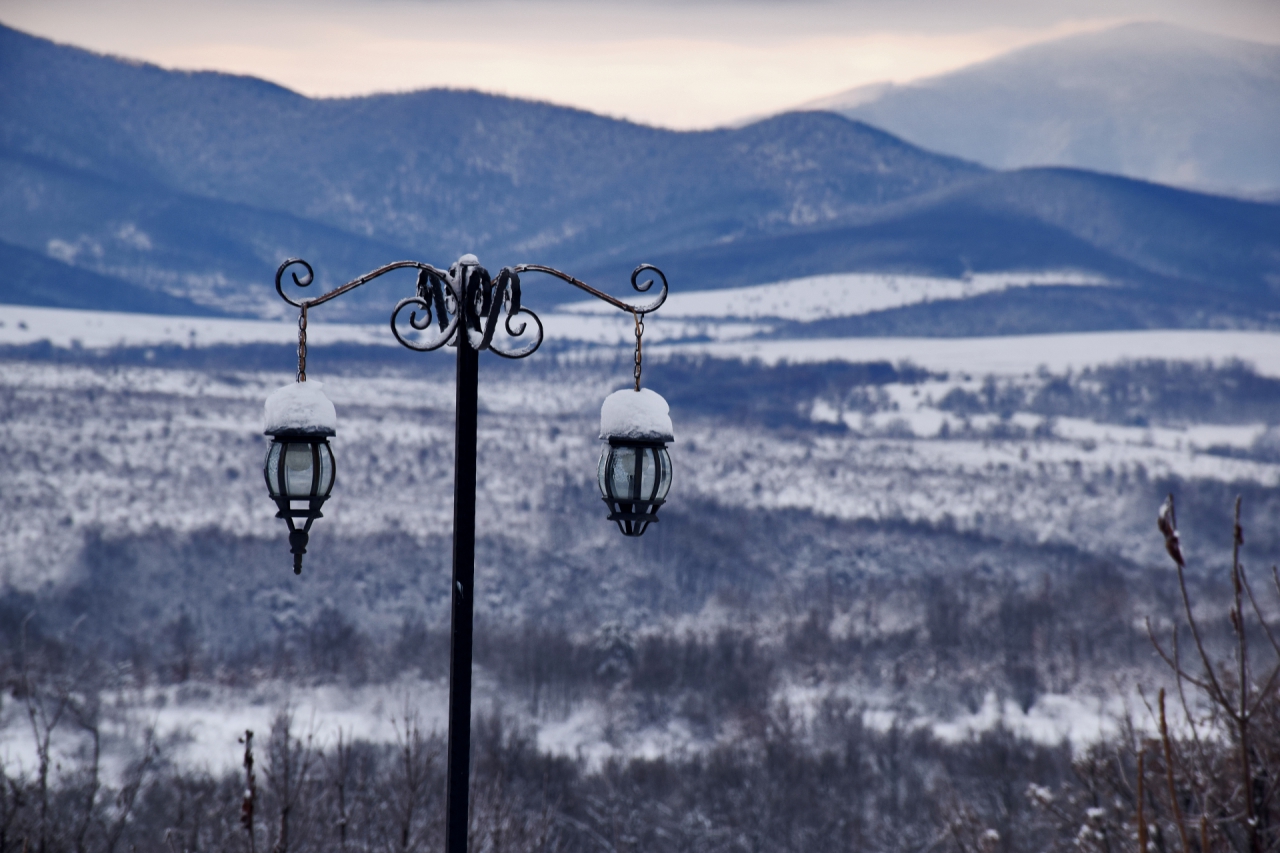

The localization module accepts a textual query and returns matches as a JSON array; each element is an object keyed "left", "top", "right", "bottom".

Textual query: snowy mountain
[
  {"left": 3, "top": 22, "right": 1280, "bottom": 335},
  {"left": 806, "top": 23, "right": 1280, "bottom": 197}
]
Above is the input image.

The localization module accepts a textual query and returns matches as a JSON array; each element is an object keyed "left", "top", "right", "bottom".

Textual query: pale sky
[{"left": 2, "top": 0, "right": 1277, "bottom": 128}]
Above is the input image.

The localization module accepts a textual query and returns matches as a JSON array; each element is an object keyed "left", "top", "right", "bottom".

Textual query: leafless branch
[{"left": 1159, "top": 690, "right": 1191, "bottom": 853}]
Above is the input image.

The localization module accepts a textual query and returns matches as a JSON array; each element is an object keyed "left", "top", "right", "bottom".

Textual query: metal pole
[{"left": 444, "top": 320, "right": 479, "bottom": 853}]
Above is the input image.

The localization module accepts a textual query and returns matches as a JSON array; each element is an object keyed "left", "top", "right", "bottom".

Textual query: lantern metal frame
[
  {"left": 598, "top": 437, "right": 672, "bottom": 536},
  {"left": 268, "top": 253, "right": 668, "bottom": 853},
  {"left": 264, "top": 431, "right": 336, "bottom": 574}
]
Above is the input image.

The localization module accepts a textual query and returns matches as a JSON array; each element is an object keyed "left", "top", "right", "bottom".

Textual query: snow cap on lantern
[
  {"left": 599, "top": 388, "right": 674, "bottom": 442},
  {"left": 264, "top": 381, "right": 337, "bottom": 436}
]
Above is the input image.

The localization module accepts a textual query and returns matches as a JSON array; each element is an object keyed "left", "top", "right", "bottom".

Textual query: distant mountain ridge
[
  {"left": 807, "top": 23, "right": 1280, "bottom": 197},
  {"left": 1, "top": 21, "right": 1279, "bottom": 334}
]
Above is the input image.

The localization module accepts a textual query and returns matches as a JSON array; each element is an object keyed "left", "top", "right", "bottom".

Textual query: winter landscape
[{"left": 1, "top": 3, "right": 1280, "bottom": 851}]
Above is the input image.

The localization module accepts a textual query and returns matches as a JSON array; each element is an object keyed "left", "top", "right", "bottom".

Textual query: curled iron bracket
[
  {"left": 512, "top": 263, "right": 668, "bottom": 317},
  {"left": 273, "top": 257, "right": 667, "bottom": 361}
]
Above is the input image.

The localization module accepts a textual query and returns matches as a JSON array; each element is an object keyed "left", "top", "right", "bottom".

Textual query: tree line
[{"left": 1, "top": 496, "right": 1277, "bottom": 852}]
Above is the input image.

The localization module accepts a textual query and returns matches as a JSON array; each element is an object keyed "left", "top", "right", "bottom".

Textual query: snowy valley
[{"left": 4, "top": 306, "right": 1279, "bottom": 789}]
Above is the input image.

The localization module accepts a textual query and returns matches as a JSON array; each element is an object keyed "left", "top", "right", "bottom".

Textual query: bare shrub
[{"left": 1033, "top": 494, "right": 1280, "bottom": 853}]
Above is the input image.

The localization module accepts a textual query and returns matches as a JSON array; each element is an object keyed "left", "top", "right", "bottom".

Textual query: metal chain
[
  {"left": 297, "top": 306, "right": 308, "bottom": 382},
  {"left": 633, "top": 311, "right": 644, "bottom": 391}
]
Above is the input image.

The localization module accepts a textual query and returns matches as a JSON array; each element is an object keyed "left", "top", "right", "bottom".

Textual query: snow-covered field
[
  {"left": 4, "top": 304, "right": 1279, "bottom": 583},
  {"left": 4, "top": 349, "right": 1275, "bottom": 592},
  {"left": 3, "top": 302, "right": 1277, "bottom": 778},
  {"left": 0, "top": 303, "right": 384, "bottom": 349},
  {"left": 664, "top": 329, "right": 1280, "bottom": 378},
  {"left": 562, "top": 270, "right": 1109, "bottom": 321},
  {"left": 0, "top": 303, "right": 766, "bottom": 351},
  {"left": 0, "top": 672, "right": 1149, "bottom": 780},
  {"left": 9, "top": 301, "right": 1280, "bottom": 383}
]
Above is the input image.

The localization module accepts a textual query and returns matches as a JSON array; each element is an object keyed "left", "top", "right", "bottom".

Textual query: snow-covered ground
[
  {"left": 8, "top": 303, "right": 1280, "bottom": 381},
  {"left": 562, "top": 270, "right": 1109, "bottom": 321},
  {"left": 0, "top": 676, "right": 454, "bottom": 782},
  {"left": 4, "top": 356, "right": 1276, "bottom": 592},
  {"left": 0, "top": 303, "right": 766, "bottom": 351},
  {"left": 0, "top": 304, "right": 388, "bottom": 349},
  {"left": 662, "top": 329, "right": 1280, "bottom": 378},
  {"left": 0, "top": 672, "right": 1156, "bottom": 781},
  {"left": 3, "top": 303, "right": 1276, "bottom": 779},
  {"left": 5, "top": 317, "right": 1280, "bottom": 590}
]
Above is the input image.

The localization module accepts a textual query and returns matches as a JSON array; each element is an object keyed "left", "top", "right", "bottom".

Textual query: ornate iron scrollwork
[
  {"left": 274, "top": 255, "right": 666, "bottom": 361},
  {"left": 391, "top": 268, "right": 459, "bottom": 352}
]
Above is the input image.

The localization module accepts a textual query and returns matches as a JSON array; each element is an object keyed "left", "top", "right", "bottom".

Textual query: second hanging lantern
[{"left": 597, "top": 387, "right": 673, "bottom": 536}]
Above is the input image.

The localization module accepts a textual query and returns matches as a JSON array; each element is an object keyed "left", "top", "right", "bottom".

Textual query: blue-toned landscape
[{"left": 1, "top": 10, "right": 1279, "bottom": 853}]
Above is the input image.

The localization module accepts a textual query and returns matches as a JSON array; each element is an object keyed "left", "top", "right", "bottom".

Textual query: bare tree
[
  {"left": 323, "top": 728, "right": 354, "bottom": 852},
  {"left": 103, "top": 725, "right": 158, "bottom": 853},
  {"left": 0, "top": 761, "right": 26, "bottom": 853},
  {"left": 1148, "top": 494, "right": 1280, "bottom": 853},
  {"left": 1033, "top": 495, "right": 1280, "bottom": 853},
  {"left": 240, "top": 729, "right": 258, "bottom": 853},
  {"left": 20, "top": 613, "right": 75, "bottom": 853},
  {"left": 263, "top": 709, "right": 317, "bottom": 853},
  {"left": 69, "top": 694, "right": 101, "bottom": 853},
  {"left": 386, "top": 706, "right": 439, "bottom": 853}
]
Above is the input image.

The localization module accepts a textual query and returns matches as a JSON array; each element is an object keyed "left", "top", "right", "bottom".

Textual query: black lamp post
[{"left": 263, "top": 253, "right": 669, "bottom": 853}]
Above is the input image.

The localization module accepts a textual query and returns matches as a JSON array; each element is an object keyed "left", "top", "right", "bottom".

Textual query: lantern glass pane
[
  {"left": 655, "top": 447, "right": 672, "bottom": 500},
  {"left": 318, "top": 441, "right": 335, "bottom": 497},
  {"left": 639, "top": 447, "right": 657, "bottom": 499},
  {"left": 599, "top": 443, "right": 672, "bottom": 503},
  {"left": 284, "top": 442, "right": 316, "bottom": 497},
  {"left": 264, "top": 441, "right": 283, "bottom": 497},
  {"left": 597, "top": 448, "right": 609, "bottom": 497},
  {"left": 607, "top": 445, "right": 638, "bottom": 500}
]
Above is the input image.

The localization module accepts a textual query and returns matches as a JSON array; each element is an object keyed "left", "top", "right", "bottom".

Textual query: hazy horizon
[{"left": 3, "top": 0, "right": 1276, "bottom": 129}]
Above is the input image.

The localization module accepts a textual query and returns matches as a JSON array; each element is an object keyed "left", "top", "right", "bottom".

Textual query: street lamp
[
  {"left": 262, "top": 381, "right": 337, "bottom": 574},
  {"left": 598, "top": 388, "right": 674, "bottom": 536},
  {"left": 261, "top": 253, "right": 670, "bottom": 853}
]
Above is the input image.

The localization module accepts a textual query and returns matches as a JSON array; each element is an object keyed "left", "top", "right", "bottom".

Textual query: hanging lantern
[
  {"left": 597, "top": 388, "right": 674, "bottom": 536},
  {"left": 263, "top": 381, "right": 337, "bottom": 573}
]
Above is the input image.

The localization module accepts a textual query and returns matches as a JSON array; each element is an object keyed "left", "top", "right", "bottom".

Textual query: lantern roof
[
  {"left": 264, "top": 381, "right": 337, "bottom": 436},
  {"left": 599, "top": 388, "right": 674, "bottom": 442}
]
